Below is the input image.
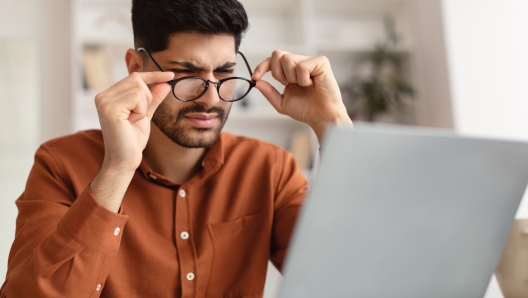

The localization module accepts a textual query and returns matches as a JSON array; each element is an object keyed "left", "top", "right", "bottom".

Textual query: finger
[
  {"left": 116, "top": 71, "right": 173, "bottom": 112},
  {"left": 98, "top": 88, "right": 148, "bottom": 124},
  {"left": 130, "top": 71, "right": 175, "bottom": 86},
  {"left": 271, "top": 50, "right": 289, "bottom": 86},
  {"left": 297, "top": 56, "right": 330, "bottom": 85},
  {"left": 255, "top": 80, "right": 284, "bottom": 114},
  {"left": 280, "top": 54, "right": 299, "bottom": 84},
  {"left": 105, "top": 71, "right": 174, "bottom": 97},
  {"left": 252, "top": 58, "right": 271, "bottom": 81},
  {"left": 146, "top": 82, "right": 172, "bottom": 119},
  {"left": 296, "top": 62, "right": 314, "bottom": 87},
  {"left": 123, "top": 90, "right": 148, "bottom": 122}
]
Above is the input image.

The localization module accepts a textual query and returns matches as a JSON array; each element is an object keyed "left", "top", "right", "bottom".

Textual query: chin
[
  {"left": 186, "top": 128, "right": 220, "bottom": 148},
  {"left": 165, "top": 125, "right": 223, "bottom": 149}
]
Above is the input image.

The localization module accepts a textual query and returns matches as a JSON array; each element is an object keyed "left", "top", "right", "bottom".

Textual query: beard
[{"left": 152, "top": 101, "right": 230, "bottom": 149}]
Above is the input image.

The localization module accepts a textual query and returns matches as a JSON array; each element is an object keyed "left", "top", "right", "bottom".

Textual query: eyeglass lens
[{"left": 173, "top": 78, "right": 252, "bottom": 102}]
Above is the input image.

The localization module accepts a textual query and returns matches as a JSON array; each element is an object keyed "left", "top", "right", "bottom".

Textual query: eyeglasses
[{"left": 137, "top": 47, "right": 256, "bottom": 102}]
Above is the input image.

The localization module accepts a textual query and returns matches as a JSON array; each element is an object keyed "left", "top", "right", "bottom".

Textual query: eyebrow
[{"left": 166, "top": 61, "right": 236, "bottom": 72}]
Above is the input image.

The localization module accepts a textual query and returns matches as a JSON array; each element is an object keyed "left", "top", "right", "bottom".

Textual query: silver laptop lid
[{"left": 279, "top": 125, "right": 528, "bottom": 298}]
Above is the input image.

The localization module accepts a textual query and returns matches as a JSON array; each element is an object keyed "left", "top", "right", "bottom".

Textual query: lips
[{"left": 184, "top": 113, "right": 219, "bottom": 128}]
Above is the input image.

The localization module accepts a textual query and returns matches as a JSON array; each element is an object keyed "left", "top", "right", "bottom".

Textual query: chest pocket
[{"left": 207, "top": 212, "right": 270, "bottom": 297}]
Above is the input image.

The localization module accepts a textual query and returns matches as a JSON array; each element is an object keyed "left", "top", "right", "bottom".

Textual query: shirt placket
[{"left": 175, "top": 185, "right": 197, "bottom": 297}]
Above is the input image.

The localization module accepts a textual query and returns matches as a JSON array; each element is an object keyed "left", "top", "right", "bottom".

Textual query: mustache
[{"left": 175, "top": 105, "right": 226, "bottom": 122}]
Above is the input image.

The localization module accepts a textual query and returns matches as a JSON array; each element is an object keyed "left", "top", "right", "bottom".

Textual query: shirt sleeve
[
  {"left": 0, "top": 146, "right": 129, "bottom": 298},
  {"left": 269, "top": 149, "right": 309, "bottom": 272}
]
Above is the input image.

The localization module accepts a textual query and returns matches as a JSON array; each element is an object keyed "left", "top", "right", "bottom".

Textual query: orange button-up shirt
[{"left": 1, "top": 130, "right": 308, "bottom": 297}]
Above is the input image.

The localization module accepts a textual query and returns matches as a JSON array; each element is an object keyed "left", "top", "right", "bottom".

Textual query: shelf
[
  {"left": 240, "top": 0, "right": 299, "bottom": 14},
  {"left": 77, "top": 0, "right": 131, "bottom": 9},
  {"left": 314, "top": 0, "right": 408, "bottom": 15},
  {"left": 78, "top": 38, "right": 133, "bottom": 48},
  {"left": 75, "top": 4, "right": 133, "bottom": 47},
  {"left": 317, "top": 42, "right": 411, "bottom": 53}
]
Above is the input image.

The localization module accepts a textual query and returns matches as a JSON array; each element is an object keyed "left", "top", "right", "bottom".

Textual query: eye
[{"left": 216, "top": 69, "right": 234, "bottom": 75}]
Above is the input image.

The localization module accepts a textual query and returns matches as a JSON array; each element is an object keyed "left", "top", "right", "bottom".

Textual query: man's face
[{"left": 145, "top": 33, "right": 236, "bottom": 148}]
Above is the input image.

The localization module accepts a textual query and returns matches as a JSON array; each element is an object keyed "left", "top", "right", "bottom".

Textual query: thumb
[
  {"left": 255, "top": 80, "right": 283, "bottom": 114},
  {"left": 146, "top": 82, "right": 172, "bottom": 119}
]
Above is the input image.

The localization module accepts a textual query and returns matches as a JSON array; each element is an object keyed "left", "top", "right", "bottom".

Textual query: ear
[{"left": 126, "top": 48, "right": 143, "bottom": 74}]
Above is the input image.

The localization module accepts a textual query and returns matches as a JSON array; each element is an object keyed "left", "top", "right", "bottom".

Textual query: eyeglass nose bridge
[
  {"left": 200, "top": 79, "right": 224, "bottom": 93},
  {"left": 194, "top": 79, "right": 226, "bottom": 103},
  {"left": 202, "top": 79, "right": 221, "bottom": 87}
]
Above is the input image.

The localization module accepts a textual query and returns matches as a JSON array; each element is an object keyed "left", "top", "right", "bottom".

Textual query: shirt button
[
  {"left": 113, "top": 227, "right": 120, "bottom": 236},
  {"left": 181, "top": 231, "right": 189, "bottom": 240},
  {"left": 96, "top": 284, "right": 102, "bottom": 291},
  {"left": 149, "top": 174, "right": 157, "bottom": 180},
  {"left": 186, "top": 272, "right": 195, "bottom": 281},
  {"left": 179, "top": 189, "right": 186, "bottom": 198}
]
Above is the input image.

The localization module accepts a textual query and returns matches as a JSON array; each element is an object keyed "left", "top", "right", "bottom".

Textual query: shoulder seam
[{"left": 38, "top": 144, "right": 76, "bottom": 198}]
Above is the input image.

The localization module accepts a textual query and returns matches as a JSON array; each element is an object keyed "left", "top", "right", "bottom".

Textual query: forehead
[{"left": 157, "top": 32, "right": 236, "bottom": 67}]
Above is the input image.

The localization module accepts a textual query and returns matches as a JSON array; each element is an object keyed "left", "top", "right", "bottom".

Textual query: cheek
[
  {"left": 155, "top": 98, "right": 183, "bottom": 118},
  {"left": 219, "top": 102, "right": 232, "bottom": 114},
  {"left": 163, "top": 87, "right": 176, "bottom": 100}
]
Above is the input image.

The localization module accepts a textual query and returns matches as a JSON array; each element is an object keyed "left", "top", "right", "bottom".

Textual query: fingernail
[
  {"left": 253, "top": 71, "right": 260, "bottom": 78},
  {"left": 281, "top": 80, "right": 289, "bottom": 86}
]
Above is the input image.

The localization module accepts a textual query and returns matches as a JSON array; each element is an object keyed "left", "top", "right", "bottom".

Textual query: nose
[{"left": 194, "top": 78, "right": 221, "bottom": 108}]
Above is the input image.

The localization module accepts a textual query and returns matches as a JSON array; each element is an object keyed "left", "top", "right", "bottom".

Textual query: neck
[{"left": 144, "top": 124, "right": 207, "bottom": 184}]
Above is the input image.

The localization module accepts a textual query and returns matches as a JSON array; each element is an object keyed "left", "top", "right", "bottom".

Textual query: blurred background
[{"left": 1, "top": 0, "right": 528, "bottom": 297}]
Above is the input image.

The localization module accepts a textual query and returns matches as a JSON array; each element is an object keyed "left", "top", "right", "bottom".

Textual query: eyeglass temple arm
[
  {"left": 137, "top": 47, "right": 165, "bottom": 72},
  {"left": 238, "top": 52, "right": 254, "bottom": 78},
  {"left": 139, "top": 47, "right": 254, "bottom": 79}
]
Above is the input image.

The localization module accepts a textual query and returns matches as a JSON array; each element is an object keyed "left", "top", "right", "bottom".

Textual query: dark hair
[{"left": 132, "top": 0, "right": 249, "bottom": 53}]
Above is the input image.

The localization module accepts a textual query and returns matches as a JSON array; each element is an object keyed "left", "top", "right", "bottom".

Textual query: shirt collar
[
  {"left": 201, "top": 131, "right": 225, "bottom": 175},
  {"left": 138, "top": 132, "right": 225, "bottom": 184}
]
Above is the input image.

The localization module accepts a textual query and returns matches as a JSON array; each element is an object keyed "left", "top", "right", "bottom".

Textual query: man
[{"left": 1, "top": 0, "right": 352, "bottom": 297}]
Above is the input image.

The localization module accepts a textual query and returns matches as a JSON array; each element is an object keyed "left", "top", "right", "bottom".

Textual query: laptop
[{"left": 278, "top": 125, "right": 528, "bottom": 298}]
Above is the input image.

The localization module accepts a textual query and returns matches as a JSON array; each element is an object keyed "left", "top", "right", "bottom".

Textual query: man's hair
[{"left": 132, "top": 0, "right": 249, "bottom": 53}]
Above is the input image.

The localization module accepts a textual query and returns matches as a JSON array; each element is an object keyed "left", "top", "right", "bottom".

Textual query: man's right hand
[{"left": 90, "top": 71, "right": 174, "bottom": 212}]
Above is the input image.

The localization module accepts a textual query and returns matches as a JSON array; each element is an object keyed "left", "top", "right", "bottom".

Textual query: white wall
[
  {"left": 441, "top": 1, "right": 528, "bottom": 297},
  {"left": 0, "top": 0, "right": 41, "bottom": 281},
  {"left": 0, "top": 0, "right": 72, "bottom": 282},
  {"left": 442, "top": 0, "right": 528, "bottom": 216},
  {"left": 443, "top": 0, "right": 528, "bottom": 141},
  {"left": 408, "top": 0, "right": 454, "bottom": 129}
]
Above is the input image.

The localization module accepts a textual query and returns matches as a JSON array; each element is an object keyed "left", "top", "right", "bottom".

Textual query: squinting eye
[{"left": 173, "top": 69, "right": 194, "bottom": 74}]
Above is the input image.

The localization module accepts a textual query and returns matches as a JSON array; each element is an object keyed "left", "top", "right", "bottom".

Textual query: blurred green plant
[{"left": 342, "top": 19, "right": 415, "bottom": 122}]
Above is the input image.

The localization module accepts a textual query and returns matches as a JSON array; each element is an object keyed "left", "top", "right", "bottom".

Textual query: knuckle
[
  {"left": 272, "top": 49, "right": 283, "bottom": 58},
  {"left": 99, "top": 104, "right": 113, "bottom": 117},
  {"left": 317, "top": 55, "right": 330, "bottom": 64},
  {"left": 130, "top": 90, "right": 143, "bottom": 102},
  {"left": 298, "top": 62, "right": 309, "bottom": 72},
  {"left": 94, "top": 92, "right": 109, "bottom": 110},
  {"left": 129, "top": 72, "right": 140, "bottom": 79},
  {"left": 129, "top": 73, "right": 143, "bottom": 85},
  {"left": 271, "top": 71, "right": 283, "bottom": 80},
  {"left": 94, "top": 92, "right": 104, "bottom": 105}
]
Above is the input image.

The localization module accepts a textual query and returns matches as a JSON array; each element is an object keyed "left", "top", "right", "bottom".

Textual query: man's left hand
[{"left": 252, "top": 50, "right": 353, "bottom": 143}]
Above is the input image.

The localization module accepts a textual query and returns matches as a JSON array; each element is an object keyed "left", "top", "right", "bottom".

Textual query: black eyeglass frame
[{"left": 137, "top": 47, "right": 256, "bottom": 102}]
